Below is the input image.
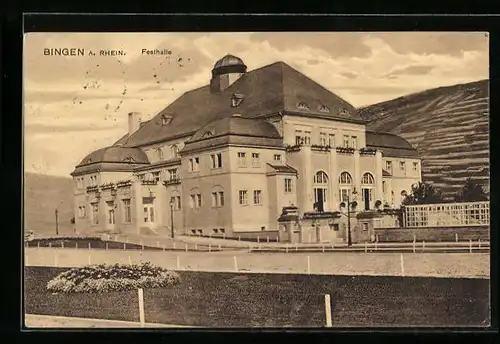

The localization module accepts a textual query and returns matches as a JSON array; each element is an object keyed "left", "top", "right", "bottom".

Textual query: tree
[
  {"left": 402, "top": 181, "right": 444, "bottom": 206},
  {"left": 455, "top": 178, "right": 488, "bottom": 202}
]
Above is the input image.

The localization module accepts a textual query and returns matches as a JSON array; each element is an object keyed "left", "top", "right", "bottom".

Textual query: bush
[{"left": 46, "top": 262, "right": 181, "bottom": 293}]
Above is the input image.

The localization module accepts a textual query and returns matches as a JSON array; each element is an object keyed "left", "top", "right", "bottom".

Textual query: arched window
[
  {"left": 155, "top": 148, "right": 163, "bottom": 161},
  {"left": 361, "top": 172, "right": 374, "bottom": 185},
  {"left": 339, "top": 172, "right": 352, "bottom": 185},
  {"left": 313, "top": 171, "right": 329, "bottom": 184},
  {"left": 171, "top": 144, "right": 179, "bottom": 158}
]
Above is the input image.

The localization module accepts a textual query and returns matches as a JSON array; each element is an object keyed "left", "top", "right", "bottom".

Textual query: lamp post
[
  {"left": 55, "top": 208, "right": 59, "bottom": 236},
  {"left": 169, "top": 198, "right": 175, "bottom": 238},
  {"left": 347, "top": 188, "right": 358, "bottom": 247}
]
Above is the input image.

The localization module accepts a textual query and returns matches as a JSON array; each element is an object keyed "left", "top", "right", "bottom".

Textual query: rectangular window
[
  {"left": 343, "top": 135, "right": 350, "bottom": 148},
  {"left": 295, "top": 130, "right": 303, "bottom": 145},
  {"left": 217, "top": 152, "right": 222, "bottom": 168},
  {"left": 168, "top": 168, "right": 178, "bottom": 181},
  {"left": 238, "top": 152, "right": 247, "bottom": 167},
  {"left": 382, "top": 181, "right": 386, "bottom": 193},
  {"left": 219, "top": 192, "right": 224, "bottom": 207},
  {"left": 273, "top": 154, "right": 282, "bottom": 161},
  {"left": 211, "top": 153, "right": 223, "bottom": 169},
  {"left": 328, "top": 134, "right": 335, "bottom": 147},
  {"left": 386, "top": 161, "right": 392, "bottom": 173},
  {"left": 196, "top": 194, "right": 202, "bottom": 208},
  {"left": 123, "top": 199, "right": 131, "bottom": 222},
  {"left": 137, "top": 173, "right": 145, "bottom": 181},
  {"left": 142, "top": 198, "right": 155, "bottom": 223},
  {"left": 188, "top": 159, "right": 193, "bottom": 172},
  {"left": 190, "top": 195, "right": 196, "bottom": 209},
  {"left": 284, "top": 178, "right": 292, "bottom": 193},
  {"left": 253, "top": 190, "right": 262, "bottom": 205},
  {"left": 252, "top": 153, "right": 260, "bottom": 167},
  {"left": 239, "top": 190, "right": 248, "bottom": 205},
  {"left": 319, "top": 132, "right": 327, "bottom": 146},
  {"left": 304, "top": 131, "right": 311, "bottom": 145},
  {"left": 351, "top": 136, "right": 357, "bottom": 149},
  {"left": 91, "top": 203, "right": 99, "bottom": 225},
  {"left": 400, "top": 161, "right": 406, "bottom": 175},
  {"left": 193, "top": 157, "right": 200, "bottom": 172},
  {"left": 152, "top": 171, "right": 161, "bottom": 182},
  {"left": 340, "top": 188, "right": 350, "bottom": 203},
  {"left": 362, "top": 223, "right": 369, "bottom": 231},
  {"left": 176, "top": 196, "right": 181, "bottom": 210}
]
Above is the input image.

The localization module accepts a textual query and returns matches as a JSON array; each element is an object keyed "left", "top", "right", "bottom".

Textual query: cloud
[
  {"left": 23, "top": 32, "right": 489, "bottom": 177},
  {"left": 374, "top": 32, "right": 489, "bottom": 57},
  {"left": 385, "top": 65, "right": 435, "bottom": 78}
]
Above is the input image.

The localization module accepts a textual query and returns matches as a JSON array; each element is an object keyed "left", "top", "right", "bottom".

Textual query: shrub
[{"left": 46, "top": 262, "right": 181, "bottom": 293}]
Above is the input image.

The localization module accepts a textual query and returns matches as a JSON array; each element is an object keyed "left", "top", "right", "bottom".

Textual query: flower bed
[{"left": 46, "top": 262, "right": 180, "bottom": 293}]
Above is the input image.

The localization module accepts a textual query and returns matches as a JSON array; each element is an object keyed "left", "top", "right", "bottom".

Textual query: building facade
[{"left": 70, "top": 55, "right": 422, "bottom": 239}]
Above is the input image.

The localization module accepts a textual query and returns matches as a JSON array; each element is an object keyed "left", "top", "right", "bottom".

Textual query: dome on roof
[
  {"left": 190, "top": 116, "right": 280, "bottom": 142},
  {"left": 213, "top": 54, "right": 246, "bottom": 69},
  {"left": 76, "top": 146, "right": 149, "bottom": 167}
]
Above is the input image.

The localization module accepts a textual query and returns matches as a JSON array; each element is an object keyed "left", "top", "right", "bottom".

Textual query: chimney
[{"left": 128, "top": 112, "right": 142, "bottom": 136}]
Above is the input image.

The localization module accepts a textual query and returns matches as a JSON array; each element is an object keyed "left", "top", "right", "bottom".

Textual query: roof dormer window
[
  {"left": 86, "top": 158, "right": 92, "bottom": 164},
  {"left": 339, "top": 108, "right": 351, "bottom": 117},
  {"left": 231, "top": 93, "right": 245, "bottom": 108},
  {"left": 319, "top": 105, "right": 330, "bottom": 113},
  {"left": 123, "top": 156, "right": 135, "bottom": 163},
  {"left": 162, "top": 115, "right": 173, "bottom": 126},
  {"left": 203, "top": 131, "right": 213, "bottom": 138},
  {"left": 297, "top": 102, "right": 309, "bottom": 110}
]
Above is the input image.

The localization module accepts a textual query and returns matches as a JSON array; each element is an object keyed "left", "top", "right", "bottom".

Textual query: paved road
[{"left": 24, "top": 247, "right": 490, "bottom": 279}]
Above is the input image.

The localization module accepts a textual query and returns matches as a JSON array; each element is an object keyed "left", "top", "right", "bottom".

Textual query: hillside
[
  {"left": 24, "top": 172, "right": 74, "bottom": 236},
  {"left": 358, "top": 79, "right": 489, "bottom": 200}
]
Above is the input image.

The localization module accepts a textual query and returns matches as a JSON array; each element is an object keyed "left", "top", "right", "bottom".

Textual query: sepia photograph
[{"left": 23, "top": 31, "right": 490, "bottom": 328}]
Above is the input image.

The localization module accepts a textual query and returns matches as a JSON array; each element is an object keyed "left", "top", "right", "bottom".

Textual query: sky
[{"left": 23, "top": 32, "right": 489, "bottom": 177}]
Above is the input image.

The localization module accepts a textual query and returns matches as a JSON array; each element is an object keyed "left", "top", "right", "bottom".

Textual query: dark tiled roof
[
  {"left": 71, "top": 146, "right": 150, "bottom": 176},
  {"left": 76, "top": 146, "right": 150, "bottom": 166},
  {"left": 365, "top": 131, "right": 419, "bottom": 158},
  {"left": 382, "top": 169, "right": 392, "bottom": 177},
  {"left": 120, "top": 61, "right": 360, "bottom": 148},
  {"left": 267, "top": 163, "right": 298, "bottom": 174},
  {"left": 189, "top": 116, "right": 281, "bottom": 142}
]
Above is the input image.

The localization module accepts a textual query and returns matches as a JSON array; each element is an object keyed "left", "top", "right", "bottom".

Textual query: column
[
  {"left": 303, "top": 148, "right": 314, "bottom": 212},
  {"left": 133, "top": 181, "right": 143, "bottom": 234},
  {"left": 330, "top": 148, "right": 338, "bottom": 210},
  {"left": 353, "top": 150, "right": 361, "bottom": 194},
  {"left": 375, "top": 151, "right": 383, "bottom": 203}
]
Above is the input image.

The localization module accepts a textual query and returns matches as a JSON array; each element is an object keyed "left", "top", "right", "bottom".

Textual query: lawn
[{"left": 24, "top": 266, "right": 490, "bottom": 327}]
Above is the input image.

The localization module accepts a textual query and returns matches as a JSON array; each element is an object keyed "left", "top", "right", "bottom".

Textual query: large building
[{"left": 70, "top": 55, "right": 421, "bottom": 238}]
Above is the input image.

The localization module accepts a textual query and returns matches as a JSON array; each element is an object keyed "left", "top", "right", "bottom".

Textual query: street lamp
[
  {"left": 169, "top": 198, "right": 175, "bottom": 238},
  {"left": 347, "top": 188, "right": 358, "bottom": 247}
]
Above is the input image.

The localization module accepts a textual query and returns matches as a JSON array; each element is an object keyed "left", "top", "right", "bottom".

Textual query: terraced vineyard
[{"left": 359, "top": 79, "right": 489, "bottom": 200}]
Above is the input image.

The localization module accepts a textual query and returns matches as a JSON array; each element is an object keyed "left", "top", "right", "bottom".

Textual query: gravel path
[{"left": 24, "top": 247, "right": 490, "bottom": 279}]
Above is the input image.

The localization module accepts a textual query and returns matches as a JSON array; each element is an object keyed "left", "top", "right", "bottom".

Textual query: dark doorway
[
  {"left": 363, "top": 188, "right": 370, "bottom": 211},
  {"left": 316, "top": 188, "right": 324, "bottom": 212}
]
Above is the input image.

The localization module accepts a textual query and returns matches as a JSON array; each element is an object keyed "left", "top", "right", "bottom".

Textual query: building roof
[
  {"left": 365, "top": 131, "right": 419, "bottom": 158},
  {"left": 189, "top": 116, "right": 281, "bottom": 142},
  {"left": 118, "top": 60, "right": 361, "bottom": 148},
  {"left": 71, "top": 146, "right": 150, "bottom": 176},
  {"left": 213, "top": 54, "right": 246, "bottom": 69},
  {"left": 267, "top": 163, "right": 298, "bottom": 174}
]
